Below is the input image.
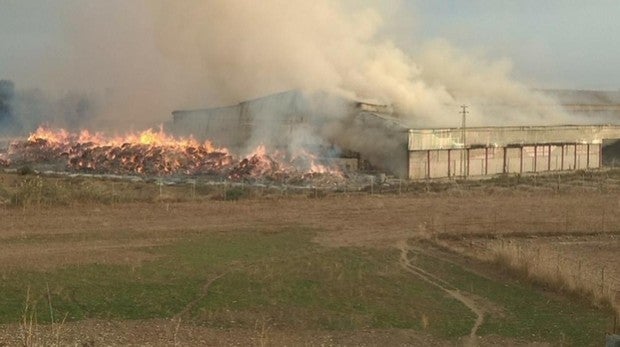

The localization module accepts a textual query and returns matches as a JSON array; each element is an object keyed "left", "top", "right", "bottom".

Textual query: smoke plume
[
  {"left": 148, "top": 0, "right": 572, "bottom": 127},
  {"left": 6, "top": 1, "right": 580, "bottom": 135},
  {"left": 0, "top": 79, "right": 98, "bottom": 135}
]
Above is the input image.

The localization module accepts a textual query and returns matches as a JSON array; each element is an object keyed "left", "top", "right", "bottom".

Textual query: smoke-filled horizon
[{"left": 0, "top": 0, "right": 604, "bottom": 135}]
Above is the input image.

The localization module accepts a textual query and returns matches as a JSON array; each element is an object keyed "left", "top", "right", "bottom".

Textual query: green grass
[
  {"left": 0, "top": 229, "right": 613, "bottom": 345},
  {"left": 0, "top": 229, "right": 472, "bottom": 337},
  {"left": 412, "top": 250, "right": 613, "bottom": 346}
]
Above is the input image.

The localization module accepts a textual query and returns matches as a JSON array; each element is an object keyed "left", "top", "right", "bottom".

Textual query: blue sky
[
  {"left": 403, "top": 1, "right": 620, "bottom": 90},
  {"left": 1, "top": 1, "right": 619, "bottom": 91}
]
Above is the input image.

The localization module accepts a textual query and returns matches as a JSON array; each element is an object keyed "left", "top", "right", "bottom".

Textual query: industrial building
[
  {"left": 407, "top": 125, "right": 620, "bottom": 179},
  {"left": 171, "top": 90, "right": 620, "bottom": 180}
]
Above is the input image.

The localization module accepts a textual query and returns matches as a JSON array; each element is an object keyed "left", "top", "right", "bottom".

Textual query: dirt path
[
  {"left": 174, "top": 270, "right": 231, "bottom": 320},
  {"left": 397, "top": 240, "right": 485, "bottom": 342},
  {"left": 0, "top": 319, "right": 453, "bottom": 346}
]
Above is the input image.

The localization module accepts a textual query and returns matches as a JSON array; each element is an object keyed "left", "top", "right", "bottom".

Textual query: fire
[
  {"left": 309, "top": 161, "right": 330, "bottom": 174},
  {"left": 28, "top": 127, "right": 71, "bottom": 144},
  {"left": 3, "top": 126, "right": 344, "bottom": 182},
  {"left": 29, "top": 126, "right": 222, "bottom": 153}
]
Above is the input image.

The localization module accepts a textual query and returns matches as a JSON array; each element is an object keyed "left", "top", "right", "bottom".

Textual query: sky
[
  {"left": 0, "top": 0, "right": 619, "bottom": 109},
  {"left": 403, "top": 1, "right": 620, "bottom": 90},
  {"left": 0, "top": 0, "right": 620, "bottom": 129}
]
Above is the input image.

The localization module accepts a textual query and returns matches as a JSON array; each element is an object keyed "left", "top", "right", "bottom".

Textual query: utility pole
[{"left": 460, "top": 105, "right": 469, "bottom": 177}]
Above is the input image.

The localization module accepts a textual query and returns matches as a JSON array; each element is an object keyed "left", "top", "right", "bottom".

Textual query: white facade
[
  {"left": 407, "top": 125, "right": 620, "bottom": 180},
  {"left": 170, "top": 91, "right": 620, "bottom": 180}
]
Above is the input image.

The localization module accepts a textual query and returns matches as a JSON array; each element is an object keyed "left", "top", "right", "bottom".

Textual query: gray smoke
[
  {"left": 0, "top": 79, "right": 98, "bottom": 135},
  {"left": 11, "top": 0, "right": 575, "bottom": 130},
  {"left": 0, "top": 80, "right": 17, "bottom": 134},
  {"left": 5, "top": 1, "right": 594, "bottom": 175},
  {"left": 148, "top": 0, "right": 574, "bottom": 127}
]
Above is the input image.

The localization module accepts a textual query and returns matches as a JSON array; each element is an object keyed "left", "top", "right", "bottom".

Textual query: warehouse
[
  {"left": 171, "top": 90, "right": 620, "bottom": 180},
  {"left": 172, "top": 90, "right": 410, "bottom": 177},
  {"left": 407, "top": 125, "right": 620, "bottom": 179}
]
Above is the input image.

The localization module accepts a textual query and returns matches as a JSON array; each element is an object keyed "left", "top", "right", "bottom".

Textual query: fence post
[
  {"left": 370, "top": 177, "right": 374, "bottom": 195},
  {"left": 601, "top": 266, "right": 606, "bottom": 298},
  {"left": 188, "top": 179, "right": 196, "bottom": 200},
  {"left": 615, "top": 291, "right": 620, "bottom": 333},
  {"left": 157, "top": 178, "right": 163, "bottom": 200},
  {"left": 112, "top": 181, "right": 116, "bottom": 203}
]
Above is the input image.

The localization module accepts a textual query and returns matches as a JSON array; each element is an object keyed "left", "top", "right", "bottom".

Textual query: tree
[{"left": 0, "top": 80, "right": 15, "bottom": 127}]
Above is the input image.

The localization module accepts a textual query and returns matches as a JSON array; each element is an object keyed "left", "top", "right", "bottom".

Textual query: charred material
[{"left": 3, "top": 128, "right": 345, "bottom": 184}]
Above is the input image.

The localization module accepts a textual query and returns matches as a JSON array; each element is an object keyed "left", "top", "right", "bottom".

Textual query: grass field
[{"left": 0, "top": 170, "right": 619, "bottom": 345}]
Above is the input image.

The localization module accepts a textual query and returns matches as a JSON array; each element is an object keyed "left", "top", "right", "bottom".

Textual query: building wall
[
  {"left": 408, "top": 143, "right": 603, "bottom": 179},
  {"left": 171, "top": 90, "right": 412, "bottom": 177},
  {"left": 408, "top": 125, "right": 620, "bottom": 151},
  {"left": 407, "top": 125, "right": 620, "bottom": 180},
  {"left": 172, "top": 92, "right": 620, "bottom": 181},
  {"left": 172, "top": 91, "right": 311, "bottom": 152},
  {"left": 335, "top": 111, "right": 409, "bottom": 178}
]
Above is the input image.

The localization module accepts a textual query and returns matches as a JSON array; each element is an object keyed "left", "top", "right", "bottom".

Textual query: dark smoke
[
  {"left": 0, "top": 80, "right": 17, "bottom": 134},
  {"left": 0, "top": 79, "right": 98, "bottom": 136}
]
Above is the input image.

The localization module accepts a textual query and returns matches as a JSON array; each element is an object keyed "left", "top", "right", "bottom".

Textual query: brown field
[
  {"left": 1, "top": 172, "right": 620, "bottom": 345},
  {"left": 2, "top": 188, "right": 619, "bottom": 254}
]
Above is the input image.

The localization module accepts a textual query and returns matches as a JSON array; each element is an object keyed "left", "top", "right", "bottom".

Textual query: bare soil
[
  {"left": 1, "top": 190, "right": 618, "bottom": 248},
  {"left": 0, "top": 318, "right": 548, "bottom": 347},
  {"left": 0, "top": 188, "right": 617, "bottom": 345},
  {"left": 0, "top": 189, "right": 618, "bottom": 270}
]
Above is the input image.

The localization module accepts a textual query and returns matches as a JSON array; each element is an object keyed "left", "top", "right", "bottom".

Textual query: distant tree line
[
  {"left": 0, "top": 80, "right": 16, "bottom": 134},
  {"left": 0, "top": 79, "right": 96, "bottom": 135}
]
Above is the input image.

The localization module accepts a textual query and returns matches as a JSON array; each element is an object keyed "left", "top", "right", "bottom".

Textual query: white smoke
[
  {"left": 10, "top": 0, "right": 579, "bottom": 133},
  {"left": 147, "top": 0, "right": 570, "bottom": 127}
]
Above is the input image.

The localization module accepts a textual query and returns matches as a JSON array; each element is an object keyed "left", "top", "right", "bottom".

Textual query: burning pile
[{"left": 0, "top": 127, "right": 343, "bottom": 182}]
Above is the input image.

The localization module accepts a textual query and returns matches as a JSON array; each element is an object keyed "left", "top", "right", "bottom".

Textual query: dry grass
[
  {"left": 487, "top": 239, "right": 620, "bottom": 321},
  {"left": 1, "top": 171, "right": 620, "bottom": 343},
  {"left": 2, "top": 319, "right": 455, "bottom": 346},
  {"left": 18, "top": 286, "right": 67, "bottom": 347},
  {"left": 0, "top": 240, "right": 163, "bottom": 271}
]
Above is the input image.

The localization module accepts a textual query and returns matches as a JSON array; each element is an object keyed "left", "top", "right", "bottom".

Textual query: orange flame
[{"left": 9, "top": 126, "right": 344, "bottom": 180}]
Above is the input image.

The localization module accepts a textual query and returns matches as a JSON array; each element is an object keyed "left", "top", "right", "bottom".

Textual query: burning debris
[{"left": 0, "top": 127, "right": 344, "bottom": 183}]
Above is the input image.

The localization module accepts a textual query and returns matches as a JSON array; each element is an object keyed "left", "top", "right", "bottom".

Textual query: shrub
[
  {"left": 17, "top": 165, "right": 35, "bottom": 175},
  {"left": 10, "top": 176, "right": 70, "bottom": 207},
  {"left": 224, "top": 186, "right": 246, "bottom": 201}
]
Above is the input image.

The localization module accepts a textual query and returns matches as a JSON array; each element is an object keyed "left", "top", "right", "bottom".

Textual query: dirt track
[
  {"left": 2, "top": 317, "right": 547, "bottom": 347},
  {"left": 398, "top": 241, "right": 485, "bottom": 340},
  {"left": 0, "top": 190, "right": 615, "bottom": 345},
  {"left": 0, "top": 190, "right": 618, "bottom": 270},
  {"left": 2, "top": 191, "right": 619, "bottom": 240}
]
